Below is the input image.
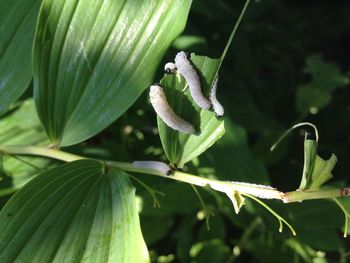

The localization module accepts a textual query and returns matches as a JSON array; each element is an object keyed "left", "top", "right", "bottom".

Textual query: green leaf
[
  {"left": 227, "top": 191, "right": 245, "bottom": 214},
  {"left": 0, "top": 159, "right": 149, "bottom": 262},
  {"left": 271, "top": 123, "right": 336, "bottom": 191},
  {"left": 0, "top": 0, "right": 41, "bottom": 116},
  {"left": 296, "top": 55, "right": 349, "bottom": 113},
  {"left": 298, "top": 138, "right": 337, "bottom": 191},
  {"left": 33, "top": 0, "right": 192, "bottom": 147},
  {"left": 0, "top": 100, "right": 48, "bottom": 146},
  {"left": 172, "top": 35, "right": 206, "bottom": 50},
  {"left": 309, "top": 154, "right": 337, "bottom": 189},
  {"left": 0, "top": 100, "right": 55, "bottom": 197},
  {"left": 158, "top": 54, "right": 225, "bottom": 167},
  {"left": 298, "top": 139, "right": 318, "bottom": 190}
]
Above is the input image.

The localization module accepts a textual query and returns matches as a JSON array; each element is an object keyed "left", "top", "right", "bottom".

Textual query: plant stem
[
  {"left": 220, "top": 0, "right": 251, "bottom": 61},
  {"left": 107, "top": 161, "right": 285, "bottom": 200},
  {"left": 1, "top": 144, "right": 349, "bottom": 203},
  {"left": 333, "top": 198, "right": 349, "bottom": 238},
  {"left": 0, "top": 145, "right": 85, "bottom": 162},
  {"left": 283, "top": 188, "right": 350, "bottom": 203}
]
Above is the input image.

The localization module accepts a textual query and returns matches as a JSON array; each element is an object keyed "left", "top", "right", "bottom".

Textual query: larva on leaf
[
  {"left": 133, "top": 161, "right": 173, "bottom": 176},
  {"left": 227, "top": 181, "right": 283, "bottom": 199},
  {"left": 164, "top": 62, "right": 176, "bottom": 74},
  {"left": 209, "top": 75, "right": 224, "bottom": 117},
  {"left": 174, "top": 51, "right": 211, "bottom": 110},
  {"left": 149, "top": 84, "right": 195, "bottom": 134}
]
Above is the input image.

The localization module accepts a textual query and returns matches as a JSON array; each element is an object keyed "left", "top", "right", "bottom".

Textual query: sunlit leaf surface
[
  {"left": 0, "top": 100, "right": 55, "bottom": 197},
  {"left": 0, "top": 0, "right": 41, "bottom": 116},
  {"left": 33, "top": 0, "right": 192, "bottom": 146},
  {"left": 0, "top": 159, "right": 149, "bottom": 262}
]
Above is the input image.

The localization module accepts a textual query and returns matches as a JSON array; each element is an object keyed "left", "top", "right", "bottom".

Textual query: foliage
[
  {"left": 0, "top": 159, "right": 148, "bottom": 262},
  {"left": 1, "top": 0, "right": 350, "bottom": 262},
  {"left": 0, "top": 0, "right": 41, "bottom": 116}
]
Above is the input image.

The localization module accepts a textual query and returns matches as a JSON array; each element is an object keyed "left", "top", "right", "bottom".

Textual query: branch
[{"left": 1, "top": 145, "right": 349, "bottom": 203}]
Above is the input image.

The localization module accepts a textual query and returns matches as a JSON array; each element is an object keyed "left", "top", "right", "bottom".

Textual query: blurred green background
[{"left": 1, "top": 0, "right": 350, "bottom": 262}]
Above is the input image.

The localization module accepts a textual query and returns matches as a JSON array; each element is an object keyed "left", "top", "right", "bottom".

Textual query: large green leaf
[
  {"left": 0, "top": 0, "right": 41, "bottom": 116},
  {"left": 33, "top": 0, "right": 192, "bottom": 147},
  {"left": 0, "top": 159, "right": 148, "bottom": 262},
  {"left": 158, "top": 54, "right": 225, "bottom": 167},
  {"left": 0, "top": 100, "right": 55, "bottom": 197}
]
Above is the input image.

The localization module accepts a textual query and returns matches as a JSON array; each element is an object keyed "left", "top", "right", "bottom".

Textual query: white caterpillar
[
  {"left": 209, "top": 75, "right": 224, "bottom": 117},
  {"left": 227, "top": 181, "right": 283, "bottom": 199},
  {"left": 149, "top": 84, "right": 195, "bottom": 134},
  {"left": 229, "top": 181, "right": 276, "bottom": 190},
  {"left": 133, "top": 161, "right": 172, "bottom": 176},
  {"left": 164, "top": 62, "right": 176, "bottom": 74},
  {"left": 174, "top": 51, "right": 211, "bottom": 110}
]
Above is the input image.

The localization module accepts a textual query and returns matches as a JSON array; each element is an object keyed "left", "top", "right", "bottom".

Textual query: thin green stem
[
  {"left": 236, "top": 217, "right": 261, "bottom": 246},
  {"left": 332, "top": 198, "right": 349, "bottom": 238},
  {"left": 9, "top": 154, "right": 43, "bottom": 171},
  {"left": 243, "top": 193, "right": 296, "bottom": 236},
  {"left": 1, "top": 144, "right": 349, "bottom": 203},
  {"left": 283, "top": 188, "right": 350, "bottom": 203},
  {"left": 190, "top": 184, "right": 214, "bottom": 230},
  {"left": 345, "top": 252, "right": 350, "bottom": 257},
  {"left": 220, "top": 0, "right": 251, "bottom": 62},
  {"left": 229, "top": 217, "right": 261, "bottom": 262},
  {"left": 270, "top": 122, "right": 319, "bottom": 152},
  {"left": 0, "top": 145, "right": 85, "bottom": 162},
  {"left": 129, "top": 174, "right": 164, "bottom": 208}
]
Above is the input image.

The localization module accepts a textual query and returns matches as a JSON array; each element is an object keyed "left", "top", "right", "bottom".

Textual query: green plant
[{"left": 0, "top": 0, "right": 349, "bottom": 262}]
